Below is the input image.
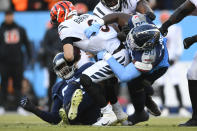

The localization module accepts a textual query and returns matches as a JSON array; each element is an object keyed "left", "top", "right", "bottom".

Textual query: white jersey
[
  {"left": 190, "top": 0, "right": 197, "bottom": 15},
  {"left": 58, "top": 14, "right": 120, "bottom": 54},
  {"left": 93, "top": 0, "right": 140, "bottom": 18},
  {"left": 165, "top": 25, "right": 183, "bottom": 61}
]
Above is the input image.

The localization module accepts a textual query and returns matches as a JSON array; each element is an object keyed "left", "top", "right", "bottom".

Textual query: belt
[{"left": 112, "top": 43, "right": 126, "bottom": 55}]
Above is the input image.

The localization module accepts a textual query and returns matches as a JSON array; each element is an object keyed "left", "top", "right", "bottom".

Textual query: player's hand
[
  {"left": 84, "top": 22, "right": 101, "bottom": 39},
  {"left": 183, "top": 37, "right": 196, "bottom": 49},
  {"left": 159, "top": 20, "right": 172, "bottom": 37},
  {"left": 20, "top": 96, "right": 36, "bottom": 112},
  {"left": 159, "top": 26, "right": 168, "bottom": 37},
  {"left": 146, "top": 12, "right": 156, "bottom": 21},
  {"left": 169, "top": 60, "right": 175, "bottom": 66}
]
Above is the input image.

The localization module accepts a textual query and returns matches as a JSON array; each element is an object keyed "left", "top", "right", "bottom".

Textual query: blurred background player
[
  {"left": 159, "top": 0, "right": 197, "bottom": 126},
  {"left": 156, "top": 11, "right": 190, "bottom": 117},
  {"left": 38, "top": 22, "right": 62, "bottom": 111},
  {"left": 0, "top": 10, "right": 32, "bottom": 114}
]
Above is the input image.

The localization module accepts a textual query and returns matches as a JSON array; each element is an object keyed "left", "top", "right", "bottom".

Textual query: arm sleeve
[
  {"left": 33, "top": 97, "right": 62, "bottom": 125},
  {"left": 61, "top": 37, "right": 81, "bottom": 46},
  {"left": 106, "top": 57, "right": 141, "bottom": 82}
]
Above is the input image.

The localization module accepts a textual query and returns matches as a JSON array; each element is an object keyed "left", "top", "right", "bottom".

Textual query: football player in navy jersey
[
  {"left": 20, "top": 51, "right": 101, "bottom": 125},
  {"left": 85, "top": 13, "right": 169, "bottom": 125}
]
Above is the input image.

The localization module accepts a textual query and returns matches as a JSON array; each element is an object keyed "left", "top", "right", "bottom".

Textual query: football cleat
[
  {"left": 93, "top": 104, "right": 117, "bottom": 126},
  {"left": 68, "top": 89, "right": 83, "bottom": 120},
  {"left": 59, "top": 108, "right": 70, "bottom": 125},
  {"left": 128, "top": 110, "right": 149, "bottom": 125},
  {"left": 145, "top": 96, "right": 161, "bottom": 116},
  {"left": 179, "top": 118, "right": 197, "bottom": 126}
]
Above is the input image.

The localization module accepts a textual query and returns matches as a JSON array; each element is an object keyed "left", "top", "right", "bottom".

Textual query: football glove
[
  {"left": 183, "top": 36, "right": 196, "bottom": 49},
  {"left": 84, "top": 22, "right": 101, "bottom": 39},
  {"left": 20, "top": 96, "right": 36, "bottom": 112},
  {"left": 159, "top": 21, "right": 172, "bottom": 37}
]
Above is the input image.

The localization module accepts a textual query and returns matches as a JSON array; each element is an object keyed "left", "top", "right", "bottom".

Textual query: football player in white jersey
[
  {"left": 50, "top": 1, "right": 129, "bottom": 126},
  {"left": 93, "top": 0, "right": 156, "bottom": 21},
  {"left": 159, "top": 0, "right": 197, "bottom": 126}
]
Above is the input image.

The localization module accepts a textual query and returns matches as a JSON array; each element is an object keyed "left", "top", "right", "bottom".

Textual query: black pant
[
  {"left": 0, "top": 63, "right": 23, "bottom": 108},
  {"left": 47, "top": 69, "right": 57, "bottom": 111},
  {"left": 128, "top": 67, "right": 168, "bottom": 113}
]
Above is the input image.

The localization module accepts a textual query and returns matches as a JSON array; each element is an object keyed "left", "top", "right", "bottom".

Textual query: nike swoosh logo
[{"left": 102, "top": 120, "right": 110, "bottom": 126}]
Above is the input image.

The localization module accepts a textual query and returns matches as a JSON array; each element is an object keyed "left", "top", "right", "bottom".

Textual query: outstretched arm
[
  {"left": 20, "top": 96, "right": 62, "bottom": 125},
  {"left": 85, "top": 13, "right": 131, "bottom": 38},
  {"left": 160, "top": 0, "right": 196, "bottom": 36},
  {"left": 107, "top": 57, "right": 141, "bottom": 82},
  {"left": 102, "top": 13, "right": 131, "bottom": 27},
  {"left": 97, "top": 51, "right": 141, "bottom": 82}
]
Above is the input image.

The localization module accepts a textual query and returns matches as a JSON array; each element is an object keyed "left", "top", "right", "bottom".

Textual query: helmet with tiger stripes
[{"left": 50, "top": 1, "right": 77, "bottom": 25}]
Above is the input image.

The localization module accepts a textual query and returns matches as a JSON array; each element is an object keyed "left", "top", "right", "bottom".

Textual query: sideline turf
[{"left": 0, "top": 114, "right": 196, "bottom": 131}]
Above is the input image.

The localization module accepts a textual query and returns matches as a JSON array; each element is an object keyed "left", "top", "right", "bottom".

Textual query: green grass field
[{"left": 0, "top": 114, "right": 196, "bottom": 131}]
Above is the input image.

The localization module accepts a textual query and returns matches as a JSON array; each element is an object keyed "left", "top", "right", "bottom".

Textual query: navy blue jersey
[
  {"left": 131, "top": 37, "right": 169, "bottom": 73},
  {"left": 50, "top": 62, "right": 100, "bottom": 125},
  {"left": 52, "top": 62, "right": 93, "bottom": 101},
  {"left": 127, "top": 14, "right": 169, "bottom": 73}
]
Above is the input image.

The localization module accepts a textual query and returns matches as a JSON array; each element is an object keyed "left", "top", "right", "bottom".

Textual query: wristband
[{"left": 95, "top": 18, "right": 105, "bottom": 26}]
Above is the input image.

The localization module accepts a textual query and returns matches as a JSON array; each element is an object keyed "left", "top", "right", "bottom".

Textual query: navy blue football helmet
[
  {"left": 126, "top": 24, "right": 160, "bottom": 51},
  {"left": 53, "top": 52, "right": 76, "bottom": 79}
]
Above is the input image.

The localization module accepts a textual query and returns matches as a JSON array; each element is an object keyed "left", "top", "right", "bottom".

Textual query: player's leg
[
  {"left": 104, "top": 78, "right": 128, "bottom": 124},
  {"left": 12, "top": 65, "right": 24, "bottom": 113},
  {"left": 179, "top": 57, "right": 197, "bottom": 126},
  {"left": 0, "top": 65, "right": 9, "bottom": 114},
  {"left": 127, "top": 67, "right": 168, "bottom": 125},
  {"left": 47, "top": 70, "right": 57, "bottom": 111},
  {"left": 127, "top": 78, "right": 149, "bottom": 125},
  {"left": 145, "top": 67, "right": 168, "bottom": 116},
  {"left": 80, "top": 48, "right": 128, "bottom": 125}
]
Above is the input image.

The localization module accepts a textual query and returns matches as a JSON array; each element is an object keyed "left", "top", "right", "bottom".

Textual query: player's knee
[
  {"left": 80, "top": 74, "right": 92, "bottom": 90},
  {"left": 145, "top": 86, "right": 154, "bottom": 96}
]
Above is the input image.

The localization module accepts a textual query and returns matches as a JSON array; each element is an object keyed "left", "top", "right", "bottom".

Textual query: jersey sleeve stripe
[
  {"left": 59, "top": 26, "right": 68, "bottom": 32},
  {"left": 95, "top": 7, "right": 106, "bottom": 16},
  {"left": 93, "top": 13, "right": 100, "bottom": 18}
]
